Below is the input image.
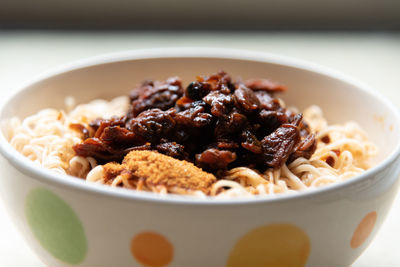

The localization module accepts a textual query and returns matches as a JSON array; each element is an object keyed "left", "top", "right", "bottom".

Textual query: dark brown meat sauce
[{"left": 73, "top": 71, "right": 317, "bottom": 174}]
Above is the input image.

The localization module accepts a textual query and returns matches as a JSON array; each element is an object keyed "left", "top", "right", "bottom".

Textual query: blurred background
[
  {"left": 0, "top": 0, "right": 399, "bottom": 266},
  {"left": 2, "top": 0, "right": 400, "bottom": 30}
]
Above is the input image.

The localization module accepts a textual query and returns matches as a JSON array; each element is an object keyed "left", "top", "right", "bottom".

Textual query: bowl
[{"left": 0, "top": 48, "right": 399, "bottom": 267}]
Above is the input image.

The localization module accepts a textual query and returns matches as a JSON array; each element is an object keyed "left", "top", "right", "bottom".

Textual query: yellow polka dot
[
  {"left": 227, "top": 224, "right": 310, "bottom": 267},
  {"left": 351, "top": 211, "right": 377, "bottom": 249},
  {"left": 131, "top": 232, "right": 173, "bottom": 267}
]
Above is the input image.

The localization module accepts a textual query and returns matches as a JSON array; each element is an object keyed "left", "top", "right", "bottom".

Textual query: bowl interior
[{"left": 1, "top": 53, "right": 399, "bottom": 172}]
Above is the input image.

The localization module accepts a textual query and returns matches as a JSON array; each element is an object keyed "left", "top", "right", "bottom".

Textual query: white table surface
[{"left": 0, "top": 31, "right": 399, "bottom": 266}]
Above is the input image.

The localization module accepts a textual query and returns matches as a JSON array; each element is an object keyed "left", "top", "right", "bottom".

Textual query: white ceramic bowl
[{"left": 0, "top": 48, "right": 399, "bottom": 267}]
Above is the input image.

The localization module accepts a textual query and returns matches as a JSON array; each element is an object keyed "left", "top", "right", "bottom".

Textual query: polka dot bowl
[{"left": 0, "top": 48, "right": 399, "bottom": 267}]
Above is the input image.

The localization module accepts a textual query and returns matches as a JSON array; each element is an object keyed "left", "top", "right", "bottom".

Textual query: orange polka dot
[
  {"left": 351, "top": 211, "right": 377, "bottom": 249},
  {"left": 227, "top": 224, "right": 310, "bottom": 267},
  {"left": 131, "top": 232, "right": 173, "bottom": 267}
]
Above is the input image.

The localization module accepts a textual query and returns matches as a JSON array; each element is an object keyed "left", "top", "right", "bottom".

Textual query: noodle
[
  {"left": 9, "top": 99, "right": 376, "bottom": 198},
  {"left": 8, "top": 96, "right": 129, "bottom": 177}
]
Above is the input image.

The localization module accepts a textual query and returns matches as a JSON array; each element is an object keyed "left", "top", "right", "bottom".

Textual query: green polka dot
[{"left": 25, "top": 188, "right": 87, "bottom": 264}]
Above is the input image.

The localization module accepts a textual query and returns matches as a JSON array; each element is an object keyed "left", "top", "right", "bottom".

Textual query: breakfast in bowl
[
  {"left": 0, "top": 49, "right": 398, "bottom": 267},
  {"left": 8, "top": 71, "right": 376, "bottom": 198}
]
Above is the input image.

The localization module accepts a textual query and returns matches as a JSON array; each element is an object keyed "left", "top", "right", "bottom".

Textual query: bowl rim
[{"left": 1, "top": 47, "right": 400, "bottom": 206}]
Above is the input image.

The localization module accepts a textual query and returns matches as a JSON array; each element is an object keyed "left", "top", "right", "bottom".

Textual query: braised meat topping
[
  {"left": 128, "top": 77, "right": 183, "bottom": 117},
  {"left": 73, "top": 71, "right": 316, "bottom": 173}
]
